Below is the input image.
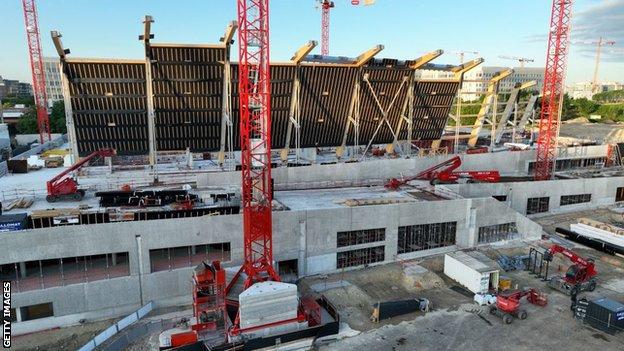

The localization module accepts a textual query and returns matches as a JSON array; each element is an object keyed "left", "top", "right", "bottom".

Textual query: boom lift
[
  {"left": 46, "top": 148, "right": 115, "bottom": 202},
  {"left": 543, "top": 244, "right": 598, "bottom": 295},
  {"left": 385, "top": 156, "right": 500, "bottom": 189},
  {"left": 489, "top": 288, "right": 547, "bottom": 324}
]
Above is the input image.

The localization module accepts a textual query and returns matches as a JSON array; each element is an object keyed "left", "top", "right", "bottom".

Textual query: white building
[
  {"left": 462, "top": 66, "right": 544, "bottom": 101},
  {"left": 44, "top": 57, "right": 63, "bottom": 106},
  {"left": 566, "top": 81, "right": 624, "bottom": 100}
]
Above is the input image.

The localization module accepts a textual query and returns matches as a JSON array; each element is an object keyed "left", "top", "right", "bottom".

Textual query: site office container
[
  {"left": 443, "top": 252, "right": 500, "bottom": 294},
  {"left": 585, "top": 297, "right": 624, "bottom": 334}
]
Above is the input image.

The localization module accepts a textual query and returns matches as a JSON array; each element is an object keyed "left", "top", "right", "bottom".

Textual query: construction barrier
[
  {"left": 0, "top": 161, "right": 7, "bottom": 177},
  {"left": 76, "top": 301, "right": 154, "bottom": 351}
]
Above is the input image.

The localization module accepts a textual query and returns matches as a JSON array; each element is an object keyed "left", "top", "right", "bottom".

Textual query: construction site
[{"left": 1, "top": 0, "right": 623, "bottom": 350}]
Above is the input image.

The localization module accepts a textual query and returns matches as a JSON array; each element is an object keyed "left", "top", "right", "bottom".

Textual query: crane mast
[
  {"left": 534, "top": 0, "right": 573, "bottom": 181},
  {"left": 320, "top": 0, "right": 334, "bottom": 55},
  {"left": 21, "top": 0, "right": 51, "bottom": 143},
  {"left": 234, "top": 0, "right": 279, "bottom": 290}
]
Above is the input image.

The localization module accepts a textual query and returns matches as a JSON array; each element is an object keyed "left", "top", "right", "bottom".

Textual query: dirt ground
[
  {"left": 11, "top": 318, "right": 116, "bottom": 351},
  {"left": 306, "top": 237, "right": 624, "bottom": 351}
]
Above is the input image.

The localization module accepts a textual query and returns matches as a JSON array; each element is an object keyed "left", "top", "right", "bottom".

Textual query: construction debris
[
  {"left": 3, "top": 197, "right": 34, "bottom": 211},
  {"left": 497, "top": 254, "right": 530, "bottom": 272}
]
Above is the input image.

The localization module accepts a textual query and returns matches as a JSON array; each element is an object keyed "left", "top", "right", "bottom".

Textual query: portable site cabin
[{"left": 444, "top": 251, "right": 500, "bottom": 294}]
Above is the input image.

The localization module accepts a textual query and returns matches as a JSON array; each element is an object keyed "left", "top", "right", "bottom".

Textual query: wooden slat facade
[{"left": 64, "top": 50, "right": 459, "bottom": 155}]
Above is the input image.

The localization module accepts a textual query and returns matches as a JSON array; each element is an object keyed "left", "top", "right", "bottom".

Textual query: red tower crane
[
  {"left": 21, "top": 0, "right": 51, "bottom": 143},
  {"left": 534, "top": 0, "right": 574, "bottom": 180},
  {"left": 226, "top": 0, "right": 280, "bottom": 331},
  {"left": 320, "top": 0, "right": 334, "bottom": 55}
]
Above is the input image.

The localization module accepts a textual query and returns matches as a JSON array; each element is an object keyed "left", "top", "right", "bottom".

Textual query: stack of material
[
  {"left": 570, "top": 219, "right": 624, "bottom": 249},
  {"left": 238, "top": 281, "right": 299, "bottom": 329},
  {"left": 4, "top": 197, "right": 34, "bottom": 211}
]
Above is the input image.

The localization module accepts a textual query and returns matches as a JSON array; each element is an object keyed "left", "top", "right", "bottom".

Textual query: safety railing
[{"left": 77, "top": 301, "right": 154, "bottom": 351}]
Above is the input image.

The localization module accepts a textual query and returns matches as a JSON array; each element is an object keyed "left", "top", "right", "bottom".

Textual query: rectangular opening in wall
[
  {"left": 617, "top": 187, "right": 624, "bottom": 202},
  {"left": 397, "top": 221, "right": 457, "bottom": 254},
  {"left": 337, "top": 228, "right": 385, "bottom": 247},
  {"left": 492, "top": 195, "right": 507, "bottom": 202},
  {"left": 526, "top": 197, "right": 549, "bottom": 215},
  {"left": 5, "top": 252, "right": 130, "bottom": 293},
  {"left": 478, "top": 222, "right": 518, "bottom": 244},
  {"left": 560, "top": 194, "right": 591, "bottom": 206},
  {"left": 20, "top": 302, "right": 54, "bottom": 321},
  {"left": 150, "top": 242, "right": 231, "bottom": 273},
  {"left": 337, "top": 246, "right": 385, "bottom": 269},
  {"left": 278, "top": 259, "right": 298, "bottom": 281}
]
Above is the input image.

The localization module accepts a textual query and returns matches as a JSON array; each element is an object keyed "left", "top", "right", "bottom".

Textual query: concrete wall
[
  {"left": 2, "top": 195, "right": 542, "bottom": 331},
  {"left": 198, "top": 145, "right": 608, "bottom": 188},
  {"left": 446, "top": 176, "right": 624, "bottom": 215}
]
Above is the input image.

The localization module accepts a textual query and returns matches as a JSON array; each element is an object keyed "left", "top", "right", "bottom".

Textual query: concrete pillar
[
  {"left": 298, "top": 220, "right": 307, "bottom": 278},
  {"left": 135, "top": 235, "right": 145, "bottom": 306},
  {"left": 111, "top": 253, "right": 117, "bottom": 266},
  {"left": 15, "top": 307, "right": 23, "bottom": 322},
  {"left": 19, "top": 262, "right": 27, "bottom": 278},
  {"left": 466, "top": 202, "right": 477, "bottom": 247},
  {"left": 301, "top": 148, "right": 317, "bottom": 164}
]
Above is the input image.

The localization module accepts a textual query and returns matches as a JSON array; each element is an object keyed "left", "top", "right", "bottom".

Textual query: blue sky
[{"left": 1, "top": 0, "right": 622, "bottom": 84}]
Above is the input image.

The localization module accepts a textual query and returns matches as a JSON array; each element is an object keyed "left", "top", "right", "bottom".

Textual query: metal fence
[
  {"left": 77, "top": 301, "right": 153, "bottom": 351},
  {"left": 11, "top": 135, "right": 68, "bottom": 160},
  {"left": 0, "top": 161, "right": 7, "bottom": 178}
]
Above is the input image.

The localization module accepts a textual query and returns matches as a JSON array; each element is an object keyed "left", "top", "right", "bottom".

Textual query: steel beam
[
  {"left": 51, "top": 31, "right": 78, "bottom": 163},
  {"left": 431, "top": 58, "right": 484, "bottom": 152},
  {"left": 218, "top": 21, "right": 238, "bottom": 167},
  {"left": 140, "top": 15, "right": 157, "bottom": 167},
  {"left": 282, "top": 41, "right": 317, "bottom": 162},
  {"left": 354, "top": 45, "right": 384, "bottom": 67},
  {"left": 361, "top": 74, "right": 407, "bottom": 157},
  {"left": 467, "top": 68, "right": 512, "bottom": 148},
  {"left": 337, "top": 78, "right": 361, "bottom": 159},
  {"left": 494, "top": 80, "right": 536, "bottom": 144},
  {"left": 409, "top": 49, "right": 444, "bottom": 70}
]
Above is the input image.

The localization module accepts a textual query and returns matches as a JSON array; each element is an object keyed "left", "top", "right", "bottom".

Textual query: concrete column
[
  {"left": 298, "top": 220, "right": 307, "bottom": 278},
  {"left": 59, "top": 61, "right": 79, "bottom": 163},
  {"left": 135, "top": 235, "right": 145, "bottom": 306},
  {"left": 302, "top": 148, "right": 317, "bottom": 164},
  {"left": 19, "top": 262, "right": 27, "bottom": 278},
  {"left": 111, "top": 253, "right": 117, "bottom": 266},
  {"left": 15, "top": 307, "right": 23, "bottom": 322}
]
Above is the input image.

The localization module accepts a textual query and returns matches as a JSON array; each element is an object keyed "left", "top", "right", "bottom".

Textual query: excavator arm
[
  {"left": 46, "top": 148, "right": 116, "bottom": 201},
  {"left": 544, "top": 244, "right": 598, "bottom": 283},
  {"left": 385, "top": 156, "right": 461, "bottom": 189}
]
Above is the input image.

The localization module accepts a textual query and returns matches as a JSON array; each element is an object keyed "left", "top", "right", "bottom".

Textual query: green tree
[
  {"left": 573, "top": 98, "right": 599, "bottom": 117},
  {"left": 17, "top": 110, "right": 38, "bottom": 134},
  {"left": 2, "top": 95, "right": 35, "bottom": 108},
  {"left": 49, "top": 100, "right": 67, "bottom": 133},
  {"left": 593, "top": 89, "right": 624, "bottom": 103},
  {"left": 560, "top": 93, "right": 579, "bottom": 121}
]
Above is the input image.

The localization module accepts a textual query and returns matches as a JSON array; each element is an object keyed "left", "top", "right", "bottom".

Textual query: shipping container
[
  {"left": 444, "top": 251, "right": 500, "bottom": 294},
  {"left": 0, "top": 213, "right": 28, "bottom": 232},
  {"left": 585, "top": 297, "right": 624, "bottom": 334}
]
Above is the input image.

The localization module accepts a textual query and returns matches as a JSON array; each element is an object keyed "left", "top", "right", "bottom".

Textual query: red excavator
[
  {"left": 385, "top": 156, "right": 500, "bottom": 190},
  {"left": 489, "top": 288, "right": 548, "bottom": 324},
  {"left": 46, "top": 148, "right": 116, "bottom": 202},
  {"left": 543, "top": 244, "right": 598, "bottom": 295}
]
